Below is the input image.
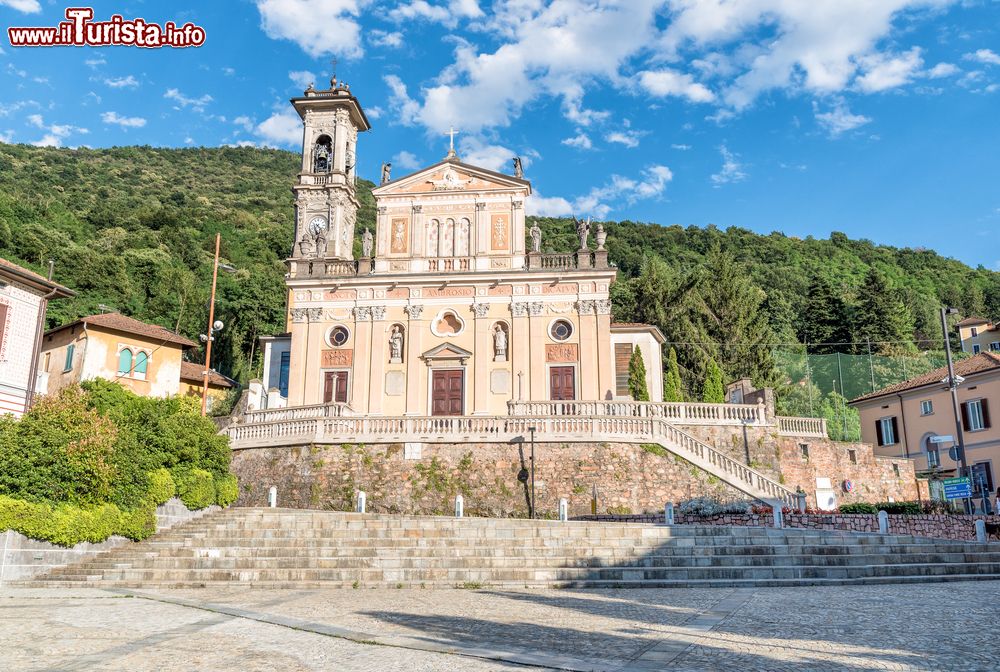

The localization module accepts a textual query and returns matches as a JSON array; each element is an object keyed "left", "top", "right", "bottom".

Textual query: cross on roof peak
[{"left": 444, "top": 126, "right": 459, "bottom": 158}]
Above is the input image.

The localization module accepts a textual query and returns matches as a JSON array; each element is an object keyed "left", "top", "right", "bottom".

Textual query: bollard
[
  {"left": 768, "top": 500, "right": 783, "bottom": 529},
  {"left": 878, "top": 510, "right": 889, "bottom": 534},
  {"left": 559, "top": 498, "right": 568, "bottom": 522},
  {"left": 268, "top": 486, "right": 277, "bottom": 508},
  {"left": 796, "top": 492, "right": 807, "bottom": 514},
  {"left": 664, "top": 502, "right": 675, "bottom": 526},
  {"left": 356, "top": 490, "right": 367, "bottom": 514},
  {"left": 455, "top": 494, "right": 464, "bottom": 518},
  {"left": 975, "top": 519, "right": 987, "bottom": 543}
]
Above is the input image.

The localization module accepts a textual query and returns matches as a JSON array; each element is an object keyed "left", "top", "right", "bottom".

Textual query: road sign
[
  {"left": 929, "top": 435, "right": 954, "bottom": 444},
  {"left": 948, "top": 445, "right": 963, "bottom": 462},
  {"left": 943, "top": 477, "right": 972, "bottom": 500}
]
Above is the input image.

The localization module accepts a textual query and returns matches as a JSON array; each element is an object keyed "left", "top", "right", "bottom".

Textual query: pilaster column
[
  {"left": 577, "top": 300, "right": 599, "bottom": 401},
  {"left": 404, "top": 304, "right": 424, "bottom": 415},
  {"left": 352, "top": 306, "right": 372, "bottom": 413},
  {"left": 303, "top": 308, "right": 324, "bottom": 405},
  {"left": 376, "top": 206, "right": 388, "bottom": 257},
  {"left": 510, "top": 302, "right": 530, "bottom": 401},
  {"left": 367, "top": 306, "right": 387, "bottom": 415},
  {"left": 288, "top": 307, "right": 309, "bottom": 406},
  {"left": 528, "top": 301, "right": 546, "bottom": 401},
  {"left": 411, "top": 204, "right": 424, "bottom": 268},
  {"left": 472, "top": 302, "right": 491, "bottom": 414},
  {"left": 475, "top": 202, "right": 488, "bottom": 255},
  {"left": 511, "top": 200, "right": 525, "bottom": 256},
  {"left": 595, "top": 299, "right": 614, "bottom": 402}
]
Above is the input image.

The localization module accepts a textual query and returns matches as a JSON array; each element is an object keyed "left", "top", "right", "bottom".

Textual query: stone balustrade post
[
  {"left": 664, "top": 502, "right": 675, "bottom": 525},
  {"left": 768, "top": 499, "right": 784, "bottom": 529},
  {"left": 975, "top": 519, "right": 986, "bottom": 543},
  {"left": 877, "top": 510, "right": 889, "bottom": 534},
  {"left": 356, "top": 490, "right": 367, "bottom": 514},
  {"left": 796, "top": 492, "right": 807, "bottom": 514}
]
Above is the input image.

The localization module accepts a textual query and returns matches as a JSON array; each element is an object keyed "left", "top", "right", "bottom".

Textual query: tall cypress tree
[
  {"left": 797, "top": 274, "right": 851, "bottom": 354},
  {"left": 627, "top": 348, "right": 650, "bottom": 401},
  {"left": 702, "top": 359, "right": 726, "bottom": 403},
  {"left": 852, "top": 268, "right": 915, "bottom": 355},
  {"left": 663, "top": 347, "right": 684, "bottom": 402}
]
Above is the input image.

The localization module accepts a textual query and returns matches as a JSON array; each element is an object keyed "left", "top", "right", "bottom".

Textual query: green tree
[
  {"left": 852, "top": 268, "right": 916, "bottom": 355},
  {"left": 797, "top": 275, "right": 851, "bottom": 354},
  {"left": 702, "top": 359, "right": 725, "bottom": 403},
  {"left": 663, "top": 347, "right": 684, "bottom": 402},
  {"left": 627, "top": 347, "right": 650, "bottom": 401}
]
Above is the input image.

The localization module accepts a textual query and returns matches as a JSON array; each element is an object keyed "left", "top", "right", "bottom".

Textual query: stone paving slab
[{"left": 4, "top": 582, "right": 1000, "bottom": 671}]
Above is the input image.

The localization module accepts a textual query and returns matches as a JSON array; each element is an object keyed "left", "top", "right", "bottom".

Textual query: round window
[
  {"left": 328, "top": 326, "right": 350, "bottom": 347},
  {"left": 549, "top": 319, "right": 573, "bottom": 342}
]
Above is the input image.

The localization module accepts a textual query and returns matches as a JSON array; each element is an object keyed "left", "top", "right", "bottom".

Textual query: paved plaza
[{"left": 3, "top": 582, "right": 999, "bottom": 671}]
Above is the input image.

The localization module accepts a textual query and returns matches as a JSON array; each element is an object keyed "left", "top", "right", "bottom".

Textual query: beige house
[
  {"left": 39, "top": 312, "right": 197, "bottom": 398},
  {"left": 0, "top": 258, "right": 73, "bottom": 416},
  {"left": 957, "top": 316, "right": 999, "bottom": 355},
  {"left": 179, "top": 360, "right": 234, "bottom": 410},
  {"left": 258, "top": 78, "right": 662, "bottom": 414},
  {"left": 849, "top": 352, "right": 1000, "bottom": 496}
]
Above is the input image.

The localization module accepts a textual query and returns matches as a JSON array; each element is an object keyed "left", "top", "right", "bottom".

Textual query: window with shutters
[
  {"left": 877, "top": 417, "right": 898, "bottom": 446},
  {"left": 927, "top": 446, "right": 940, "bottom": 468},
  {"left": 973, "top": 344, "right": 981, "bottom": 354},
  {"left": 964, "top": 399, "right": 990, "bottom": 432},
  {"left": 278, "top": 352, "right": 290, "bottom": 398},
  {"left": 614, "top": 343, "right": 633, "bottom": 396},
  {"left": 64, "top": 344, "right": 75, "bottom": 372}
]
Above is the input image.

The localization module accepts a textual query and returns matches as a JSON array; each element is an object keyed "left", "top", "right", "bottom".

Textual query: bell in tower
[{"left": 290, "top": 76, "right": 371, "bottom": 263}]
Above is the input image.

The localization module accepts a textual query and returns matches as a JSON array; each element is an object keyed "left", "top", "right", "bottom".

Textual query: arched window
[
  {"left": 313, "top": 135, "right": 332, "bottom": 173},
  {"left": 427, "top": 219, "right": 439, "bottom": 256},
  {"left": 134, "top": 351, "right": 148, "bottom": 378},
  {"left": 455, "top": 218, "right": 471, "bottom": 256},
  {"left": 117, "top": 348, "right": 133, "bottom": 375}
]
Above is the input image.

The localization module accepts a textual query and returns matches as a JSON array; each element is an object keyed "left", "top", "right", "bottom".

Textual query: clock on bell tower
[{"left": 290, "top": 74, "right": 371, "bottom": 262}]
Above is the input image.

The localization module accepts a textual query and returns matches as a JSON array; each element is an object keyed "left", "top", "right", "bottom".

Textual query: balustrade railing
[
  {"left": 507, "top": 400, "right": 767, "bottom": 425},
  {"left": 427, "top": 257, "right": 473, "bottom": 272},
  {"left": 243, "top": 403, "right": 351, "bottom": 425},
  {"left": 777, "top": 416, "right": 828, "bottom": 437}
]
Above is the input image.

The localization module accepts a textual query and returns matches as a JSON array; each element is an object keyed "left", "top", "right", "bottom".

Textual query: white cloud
[
  {"left": 671, "top": 143, "right": 692, "bottom": 150},
  {"left": 855, "top": 47, "right": 923, "bottom": 92},
  {"left": 814, "top": 99, "right": 872, "bottom": 136},
  {"left": 526, "top": 192, "right": 575, "bottom": 217},
  {"left": 384, "top": 74, "right": 421, "bottom": 125},
  {"left": 456, "top": 136, "right": 525, "bottom": 173},
  {"left": 0, "top": 99, "right": 37, "bottom": 116},
  {"left": 0, "top": 130, "right": 14, "bottom": 143},
  {"left": 606, "top": 130, "right": 643, "bottom": 148},
  {"left": 256, "top": 110, "right": 302, "bottom": 147},
  {"left": 255, "top": 0, "right": 369, "bottom": 59},
  {"left": 925, "top": 62, "right": 959, "bottom": 78},
  {"left": 366, "top": 105, "right": 384, "bottom": 120},
  {"left": 528, "top": 165, "right": 673, "bottom": 218},
  {"left": 222, "top": 67, "right": 236, "bottom": 76},
  {"left": 101, "top": 111, "right": 146, "bottom": 128},
  {"left": 184, "top": 137, "right": 195, "bottom": 145},
  {"left": 710, "top": 145, "right": 747, "bottom": 186},
  {"left": 390, "top": 0, "right": 483, "bottom": 28},
  {"left": 370, "top": 29, "right": 404, "bottom": 48},
  {"left": 27, "top": 114, "right": 87, "bottom": 147},
  {"left": 233, "top": 115, "right": 255, "bottom": 132},
  {"left": 637, "top": 69, "right": 715, "bottom": 102},
  {"left": 391, "top": 150, "right": 421, "bottom": 170},
  {"left": 562, "top": 132, "right": 592, "bottom": 149},
  {"left": 288, "top": 70, "right": 315, "bottom": 90},
  {"left": 0, "top": 0, "right": 41, "bottom": 13},
  {"left": 84, "top": 56, "right": 106, "bottom": 69},
  {"left": 164, "top": 88, "right": 213, "bottom": 112},
  {"left": 964, "top": 49, "right": 1000, "bottom": 66},
  {"left": 104, "top": 75, "right": 139, "bottom": 89}
]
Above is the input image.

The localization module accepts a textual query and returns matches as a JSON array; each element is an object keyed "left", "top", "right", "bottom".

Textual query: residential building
[
  {"left": 39, "top": 312, "right": 197, "bottom": 398},
  {"left": 0, "top": 258, "right": 74, "bottom": 416},
  {"left": 849, "top": 352, "right": 1000, "bottom": 497},
  {"left": 957, "top": 317, "right": 999, "bottom": 355},
  {"left": 178, "top": 360, "right": 235, "bottom": 411}
]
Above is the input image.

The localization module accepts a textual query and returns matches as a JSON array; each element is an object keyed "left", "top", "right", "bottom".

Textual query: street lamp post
[
  {"left": 940, "top": 307, "right": 971, "bottom": 513},
  {"left": 200, "top": 233, "right": 228, "bottom": 416},
  {"left": 529, "top": 426, "right": 537, "bottom": 520}
]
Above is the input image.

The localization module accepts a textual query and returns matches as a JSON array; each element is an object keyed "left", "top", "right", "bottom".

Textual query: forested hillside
[{"left": 1, "top": 144, "right": 996, "bottom": 403}]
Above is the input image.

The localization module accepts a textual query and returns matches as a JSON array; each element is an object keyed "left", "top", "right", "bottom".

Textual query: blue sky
[{"left": 2, "top": 0, "right": 999, "bottom": 269}]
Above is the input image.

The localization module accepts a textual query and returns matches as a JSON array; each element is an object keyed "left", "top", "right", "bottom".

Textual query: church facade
[{"left": 256, "top": 78, "right": 663, "bottom": 416}]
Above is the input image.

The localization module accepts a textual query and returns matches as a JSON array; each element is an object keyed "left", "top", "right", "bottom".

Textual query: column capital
[
  {"left": 472, "top": 302, "right": 491, "bottom": 319},
  {"left": 405, "top": 304, "right": 425, "bottom": 320},
  {"left": 354, "top": 306, "right": 372, "bottom": 321}
]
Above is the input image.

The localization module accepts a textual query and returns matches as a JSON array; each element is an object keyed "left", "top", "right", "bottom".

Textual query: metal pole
[
  {"left": 529, "top": 426, "right": 536, "bottom": 520},
  {"left": 201, "top": 233, "right": 221, "bottom": 416},
  {"left": 940, "top": 307, "right": 971, "bottom": 514},
  {"left": 804, "top": 342, "right": 813, "bottom": 416},
  {"left": 866, "top": 336, "right": 876, "bottom": 393}
]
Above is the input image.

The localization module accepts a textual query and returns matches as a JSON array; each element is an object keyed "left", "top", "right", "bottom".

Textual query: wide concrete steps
[{"left": 24, "top": 508, "right": 1000, "bottom": 589}]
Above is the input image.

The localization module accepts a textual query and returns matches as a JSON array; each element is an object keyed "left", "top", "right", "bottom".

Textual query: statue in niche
[
  {"left": 314, "top": 229, "right": 328, "bottom": 257},
  {"left": 362, "top": 228, "right": 374, "bottom": 258},
  {"left": 595, "top": 222, "right": 607, "bottom": 250},
  {"left": 529, "top": 221, "right": 542, "bottom": 253},
  {"left": 389, "top": 325, "right": 404, "bottom": 363},
  {"left": 493, "top": 324, "right": 508, "bottom": 362},
  {"left": 381, "top": 162, "right": 392, "bottom": 185},
  {"left": 512, "top": 156, "right": 523, "bottom": 179},
  {"left": 313, "top": 137, "right": 332, "bottom": 173},
  {"left": 575, "top": 216, "right": 590, "bottom": 250}
]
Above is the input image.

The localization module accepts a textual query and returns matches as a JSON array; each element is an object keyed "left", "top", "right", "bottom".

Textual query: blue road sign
[{"left": 943, "top": 477, "right": 972, "bottom": 500}]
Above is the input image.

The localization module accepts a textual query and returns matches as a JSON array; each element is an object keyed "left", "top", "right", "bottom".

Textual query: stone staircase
[{"left": 24, "top": 507, "right": 1000, "bottom": 589}]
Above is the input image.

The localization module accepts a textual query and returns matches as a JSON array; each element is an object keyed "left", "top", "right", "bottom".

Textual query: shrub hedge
[
  {"left": 148, "top": 468, "right": 176, "bottom": 505},
  {"left": 0, "top": 494, "right": 156, "bottom": 546},
  {"left": 839, "top": 501, "right": 925, "bottom": 515},
  {"left": 174, "top": 468, "right": 216, "bottom": 510}
]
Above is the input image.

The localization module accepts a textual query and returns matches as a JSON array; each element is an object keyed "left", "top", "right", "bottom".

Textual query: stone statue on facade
[
  {"left": 362, "top": 228, "right": 374, "bottom": 258},
  {"left": 595, "top": 222, "right": 607, "bottom": 250},
  {"left": 380, "top": 162, "right": 392, "bottom": 185},
  {"left": 529, "top": 221, "right": 542, "bottom": 253},
  {"left": 575, "top": 216, "right": 590, "bottom": 250},
  {"left": 512, "top": 156, "right": 523, "bottom": 179},
  {"left": 389, "top": 325, "right": 404, "bottom": 363},
  {"left": 314, "top": 229, "right": 328, "bottom": 257},
  {"left": 494, "top": 324, "right": 508, "bottom": 362}
]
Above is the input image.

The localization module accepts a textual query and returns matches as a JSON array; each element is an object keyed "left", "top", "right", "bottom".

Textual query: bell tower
[{"left": 290, "top": 75, "right": 371, "bottom": 261}]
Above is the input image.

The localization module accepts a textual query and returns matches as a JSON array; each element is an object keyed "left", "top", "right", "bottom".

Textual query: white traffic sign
[{"left": 929, "top": 436, "right": 954, "bottom": 444}]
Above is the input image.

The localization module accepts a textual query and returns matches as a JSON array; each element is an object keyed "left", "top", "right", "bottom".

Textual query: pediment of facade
[
  {"left": 373, "top": 159, "right": 531, "bottom": 198},
  {"left": 420, "top": 342, "right": 474, "bottom": 364}
]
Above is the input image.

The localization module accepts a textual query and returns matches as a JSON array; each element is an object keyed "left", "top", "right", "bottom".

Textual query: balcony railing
[
  {"left": 508, "top": 400, "right": 767, "bottom": 425},
  {"left": 777, "top": 415, "right": 828, "bottom": 438},
  {"left": 427, "top": 257, "right": 473, "bottom": 272}
]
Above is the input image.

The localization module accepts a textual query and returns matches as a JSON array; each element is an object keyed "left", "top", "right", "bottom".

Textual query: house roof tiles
[
  {"left": 849, "top": 352, "right": 1000, "bottom": 404},
  {"left": 45, "top": 312, "right": 197, "bottom": 348}
]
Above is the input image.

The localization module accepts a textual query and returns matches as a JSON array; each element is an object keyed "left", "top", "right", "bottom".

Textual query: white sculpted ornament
[
  {"left": 493, "top": 324, "right": 508, "bottom": 362},
  {"left": 389, "top": 325, "right": 404, "bottom": 363}
]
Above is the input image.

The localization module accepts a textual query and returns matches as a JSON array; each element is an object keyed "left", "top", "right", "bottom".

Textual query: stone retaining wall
[
  {"left": 574, "top": 512, "right": 1000, "bottom": 542},
  {"left": 0, "top": 498, "right": 220, "bottom": 585}
]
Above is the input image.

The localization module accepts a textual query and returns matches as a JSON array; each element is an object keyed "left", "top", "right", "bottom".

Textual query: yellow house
[
  {"left": 39, "top": 312, "right": 197, "bottom": 398},
  {"left": 958, "top": 317, "right": 1000, "bottom": 355},
  {"left": 849, "top": 352, "right": 1000, "bottom": 497},
  {"left": 179, "top": 360, "right": 235, "bottom": 410}
]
